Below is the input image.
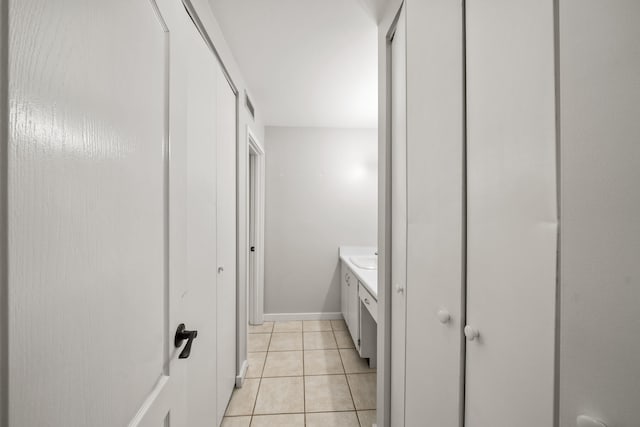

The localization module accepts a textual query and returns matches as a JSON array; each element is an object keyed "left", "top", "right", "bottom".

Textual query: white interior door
[
  {"left": 183, "top": 12, "right": 221, "bottom": 427},
  {"left": 390, "top": 6, "right": 407, "bottom": 426},
  {"left": 247, "top": 135, "right": 265, "bottom": 326},
  {"left": 168, "top": 7, "right": 239, "bottom": 426},
  {"left": 248, "top": 154, "right": 256, "bottom": 324},
  {"left": 465, "top": 1, "right": 557, "bottom": 426},
  {"left": 216, "top": 67, "right": 238, "bottom": 425},
  {"left": 7, "top": 0, "right": 187, "bottom": 425}
]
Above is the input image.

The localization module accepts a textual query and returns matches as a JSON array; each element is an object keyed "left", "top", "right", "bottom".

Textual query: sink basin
[{"left": 349, "top": 256, "right": 377, "bottom": 270}]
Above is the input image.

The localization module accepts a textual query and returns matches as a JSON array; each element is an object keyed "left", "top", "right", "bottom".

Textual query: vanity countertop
[{"left": 339, "top": 246, "right": 378, "bottom": 300}]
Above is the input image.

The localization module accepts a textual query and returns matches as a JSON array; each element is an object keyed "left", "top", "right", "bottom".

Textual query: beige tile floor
[{"left": 223, "top": 320, "right": 376, "bottom": 427}]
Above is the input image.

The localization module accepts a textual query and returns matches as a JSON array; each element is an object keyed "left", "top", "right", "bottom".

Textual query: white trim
[
  {"left": 181, "top": 0, "right": 238, "bottom": 95},
  {"left": 263, "top": 312, "right": 344, "bottom": 322},
  {"left": 377, "top": 2, "right": 405, "bottom": 426},
  {"left": 0, "top": 0, "right": 7, "bottom": 421},
  {"left": 235, "top": 359, "right": 248, "bottom": 388},
  {"left": 247, "top": 127, "right": 265, "bottom": 325},
  {"left": 127, "top": 376, "right": 170, "bottom": 427}
]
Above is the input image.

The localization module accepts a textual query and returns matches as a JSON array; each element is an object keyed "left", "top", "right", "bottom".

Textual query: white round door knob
[
  {"left": 437, "top": 310, "right": 451, "bottom": 324},
  {"left": 395, "top": 284, "right": 404, "bottom": 294},
  {"left": 577, "top": 415, "right": 607, "bottom": 427},
  {"left": 464, "top": 325, "right": 479, "bottom": 341}
]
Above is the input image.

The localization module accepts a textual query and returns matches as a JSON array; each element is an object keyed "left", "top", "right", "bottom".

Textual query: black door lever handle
[{"left": 174, "top": 323, "right": 198, "bottom": 359}]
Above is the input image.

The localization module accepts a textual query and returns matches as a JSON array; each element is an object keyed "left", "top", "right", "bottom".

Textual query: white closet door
[
  {"left": 465, "top": 1, "right": 557, "bottom": 426},
  {"left": 216, "top": 68, "right": 237, "bottom": 425},
  {"left": 559, "top": 1, "right": 640, "bottom": 426},
  {"left": 183, "top": 12, "right": 220, "bottom": 427},
  {"left": 404, "top": 0, "right": 465, "bottom": 425},
  {"left": 7, "top": 0, "right": 187, "bottom": 425},
  {"left": 390, "top": 6, "right": 407, "bottom": 426}
]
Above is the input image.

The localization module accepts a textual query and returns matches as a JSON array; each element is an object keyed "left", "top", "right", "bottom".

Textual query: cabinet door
[
  {"left": 345, "top": 269, "right": 360, "bottom": 348},
  {"left": 341, "top": 262, "right": 349, "bottom": 323},
  {"left": 465, "top": 1, "right": 557, "bottom": 426}
]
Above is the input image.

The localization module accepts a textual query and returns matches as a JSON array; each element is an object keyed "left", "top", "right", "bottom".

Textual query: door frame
[
  {"left": 0, "top": 0, "right": 7, "bottom": 422},
  {"left": 247, "top": 126, "right": 265, "bottom": 325},
  {"left": 378, "top": 2, "right": 405, "bottom": 426}
]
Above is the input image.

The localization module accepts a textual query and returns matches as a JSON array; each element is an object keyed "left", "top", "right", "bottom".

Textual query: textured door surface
[
  {"left": 559, "top": 1, "right": 640, "bottom": 426},
  {"left": 7, "top": 0, "right": 186, "bottom": 425},
  {"left": 465, "top": 1, "right": 557, "bottom": 426},
  {"left": 390, "top": 6, "right": 407, "bottom": 426},
  {"left": 216, "top": 64, "right": 238, "bottom": 426}
]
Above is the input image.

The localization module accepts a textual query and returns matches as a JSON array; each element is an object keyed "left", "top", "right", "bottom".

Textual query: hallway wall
[
  {"left": 559, "top": 1, "right": 640, "bottom": 424},
  {"left": 264, "top": 126, "right": 377, "bottom": 316}
]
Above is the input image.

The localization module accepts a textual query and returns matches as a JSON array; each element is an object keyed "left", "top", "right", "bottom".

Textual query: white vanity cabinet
[
  {"left": 341, "top": 261, "right": 360, "bottom": 349},
  {"left": 358, "top": 283, "right": 377, "bottom": 368}
]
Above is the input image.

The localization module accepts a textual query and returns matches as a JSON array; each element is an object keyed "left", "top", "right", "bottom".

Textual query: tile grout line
[
  {"left": 225, "top": 409, "right": 368, "bottom": 417},
  {"left": 249, "top": 331, "right": 273, "bottom": 423},
  {"left": 302, "top": 322, "right": 307, "bottom": 427},
  {"left": 259, "top": 372, "right": 373, "bottom": 379},
  {"left": 334, "top": 326, "right": 361, "bottom": 426},
  {"left": 255, "top": 322, "right": 306, "bottom": 424}
]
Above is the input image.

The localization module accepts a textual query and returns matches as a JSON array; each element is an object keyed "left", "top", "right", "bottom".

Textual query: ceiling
[{"left": 209, "top": 0, "right": 381, "bottom": 129}]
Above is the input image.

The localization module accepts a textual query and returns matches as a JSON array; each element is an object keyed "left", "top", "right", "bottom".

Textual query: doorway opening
[{"left": 247, "top": 127, "right": 265, "bottom": 325}]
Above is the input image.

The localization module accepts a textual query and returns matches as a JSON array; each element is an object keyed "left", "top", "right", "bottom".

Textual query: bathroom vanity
[{"left": 339, "top": 247, "right": 377, "bottom": 368}]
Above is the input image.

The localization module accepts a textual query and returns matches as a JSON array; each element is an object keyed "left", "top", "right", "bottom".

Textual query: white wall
[
  {"left": 559, "top": 1, "right": 640, "bottom": 425},
  {"left": 264, "top": 126, "right": 377, "bottom": 315}
]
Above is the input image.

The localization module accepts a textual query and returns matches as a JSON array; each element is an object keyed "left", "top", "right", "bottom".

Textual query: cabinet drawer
[{"left": 359, "top": 284, "right": 377, "bottom": 322}]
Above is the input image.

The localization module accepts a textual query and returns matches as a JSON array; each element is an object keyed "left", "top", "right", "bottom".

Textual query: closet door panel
[
  {"left": 216, "top": 69, "right": 237, "bottom": 425},
  {"left": 465, "top": 1, "right": 557, "bottom": 426},
  {"left": 184, "top": 18, "right": 219, "bottom": 427},
  {"left": 404, "top": 0, "right": 465, "bottom": 426}
]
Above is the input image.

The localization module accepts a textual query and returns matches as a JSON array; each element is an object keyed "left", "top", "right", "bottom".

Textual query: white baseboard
[
  {"left": 263, "top": 312, "right": 343, "bottom": 321},
  {"left": 236, "top": 359, "right": 248, "bottom": 388}
]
